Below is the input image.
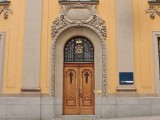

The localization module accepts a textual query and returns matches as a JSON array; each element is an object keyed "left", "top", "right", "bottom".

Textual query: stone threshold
[{"left": 56, "top": 115, "right": 100, "bottom": 120}]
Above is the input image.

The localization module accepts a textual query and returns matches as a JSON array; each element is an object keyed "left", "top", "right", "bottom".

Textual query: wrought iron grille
[
  {"left": 148, "top": 0, "right": 160, "bottom": 3},
  {"left": 64, "top": 37, "right": 94, "bottom": 62},
  {"left": 61, "top": 0, "right": 98, "bottom": 1}
]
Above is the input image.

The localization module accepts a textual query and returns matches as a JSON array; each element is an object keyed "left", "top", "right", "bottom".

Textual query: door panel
[
  {"left": 64, "top": 67, "right": 79, "bottom": 115},
  {"left": 80, "top": 67, "right": 94, "bottom": 114},
  {"left": 63, "top": 64, "right": 94, "bottom": 115}
]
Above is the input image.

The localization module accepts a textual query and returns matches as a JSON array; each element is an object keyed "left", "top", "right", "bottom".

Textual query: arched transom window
[{"left": 64, "top": 37, "right": 94, "bottom": 62}]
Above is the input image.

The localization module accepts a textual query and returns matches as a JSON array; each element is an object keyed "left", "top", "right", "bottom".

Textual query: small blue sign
[{"left": 119, "top": 72, "right": 134, "bottom": 85}]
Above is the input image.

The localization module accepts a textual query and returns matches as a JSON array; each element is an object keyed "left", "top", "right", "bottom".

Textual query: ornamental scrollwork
[
  {"left": 52, "top": 3, "right": 106, "bottom": 39},
  {"left": 0, "top": 1, "right": 13, "bottom": 19},
  {"left": 51, "top": 3, "right": 107, "bottom": 96},
  {"left": 145, "top": 5, "right": 160, "bottom": 19}
]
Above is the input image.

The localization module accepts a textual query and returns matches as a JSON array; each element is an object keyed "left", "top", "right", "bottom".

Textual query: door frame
[{"left": 53, "top": 28, "right": 106, "bottom": 116}]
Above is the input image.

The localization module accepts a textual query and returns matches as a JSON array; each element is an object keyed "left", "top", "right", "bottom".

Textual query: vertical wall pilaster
[
  {"left": 0, "top": 33, "right": 5, "bottom": 94},
  {"left": 22, "top": 0, "right": 42, "bottom": 91},
  {"left": 116, "top": 0, "right": 134, "bottom": 85}
]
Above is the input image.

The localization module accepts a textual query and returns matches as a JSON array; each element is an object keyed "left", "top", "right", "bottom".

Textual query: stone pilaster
[
  {"left": 22, "top": 0, "right": 42, "bottom": 92},
  {"left": 116, "top": 0, "right": 135, "bottom": 87}
]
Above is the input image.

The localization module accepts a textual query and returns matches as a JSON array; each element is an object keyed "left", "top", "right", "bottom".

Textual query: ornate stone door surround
[
  {"left": 51, "top": 3, "right": 107, "bottom": 96},
  {"left": 51, "top": 3, "right": 107, "bottom": 116}
]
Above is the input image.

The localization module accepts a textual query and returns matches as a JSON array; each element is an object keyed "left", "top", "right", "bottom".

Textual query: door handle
[{"left": 79, "top": 89, "right": 82, "bottom": 97}]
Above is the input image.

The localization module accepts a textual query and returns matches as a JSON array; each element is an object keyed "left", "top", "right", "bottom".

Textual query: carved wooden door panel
[
  {"left": 63, "top": 64, "right": 94, "bottom": 115},
  {"left": 79, "top": 66, "right": 94, "bottom": 115},
  {"left": 63, "top": 66, "right": 79, "bottom": 115}
]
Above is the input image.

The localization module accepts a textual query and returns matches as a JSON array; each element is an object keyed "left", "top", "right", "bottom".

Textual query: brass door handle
[{"left": 79, "top": 89, "right": 82, "bottom": 97}]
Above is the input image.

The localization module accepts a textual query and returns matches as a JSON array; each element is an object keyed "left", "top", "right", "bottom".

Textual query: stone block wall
[
  {"left": 0, "top": 96, "right": 160, "bottom": 120},
  {"left": 101, "top": 97, "right": 160, "bottom": 118},
  {"left": 0, "top": 96, "right": 54, "bottom": 120}
]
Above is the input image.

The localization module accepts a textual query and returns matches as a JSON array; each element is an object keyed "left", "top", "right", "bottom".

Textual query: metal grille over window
[
  {"left": 64, "top": 37, "right": 94, "bottom": 62},
  {"left": 61, "top": 0, "right": 98, "bottom": 1}
]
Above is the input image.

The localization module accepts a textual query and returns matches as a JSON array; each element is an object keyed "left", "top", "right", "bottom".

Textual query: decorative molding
[
  {"left": 0, "top": 32, "right": 5, "bottom": 95},
  {"left": 0, "top": 33, "right": 2, "bottom": 41},
  {"left": 59, "top": 1, "right": 99, "bottom": 5},
  {"left": 145, "top": 5, "right": 160, "bottom": 19},
  {"left": 0, "top": 1, "right": 13, "bottom": 19},
  {"left": 21, "top": 88, "right": 41, "bottom": 92},
  {"left": 51, "top": 3, "right": 107, "bottom": 96},
  {"left": 152, "top": 32, "right": 160, "bottom": 96}
]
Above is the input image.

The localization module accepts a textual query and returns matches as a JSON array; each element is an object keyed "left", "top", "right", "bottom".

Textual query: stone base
[
  {"left": 101, "top": 97, "right": 160, "bottom": 118},
  {"left": 0, "top": 96, "right": 160, "bottom": 120},
  {"left": 0, "top": 96, "right": 55, "bottom": 120}
]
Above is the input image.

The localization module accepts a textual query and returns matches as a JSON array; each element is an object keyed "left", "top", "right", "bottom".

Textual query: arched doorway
[
  {"left": 63, "top": 37, "right": 95, "bottom": 115},
  {"left": 52, "top": 27, "right": 106, "bottom": 116}
]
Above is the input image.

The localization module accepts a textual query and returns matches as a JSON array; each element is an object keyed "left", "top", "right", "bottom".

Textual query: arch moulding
[{"left": 51, "top": 3, "right": 107, "bottom": 96}]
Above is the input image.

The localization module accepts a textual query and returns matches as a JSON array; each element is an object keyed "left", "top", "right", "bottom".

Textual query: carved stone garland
[{"left": 51, "top": 3, "right": 107, "bottom": 96}]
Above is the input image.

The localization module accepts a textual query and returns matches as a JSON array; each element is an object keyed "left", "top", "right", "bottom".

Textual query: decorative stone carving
[
  {"left": 145, "top": 5, "right": 160, "bottom": 19},
  {"left": 0, "top": 1, "right": 13, "bottom": 19},
  {"left": 51, "top": 3, "right": 107, "bottom": 96}
]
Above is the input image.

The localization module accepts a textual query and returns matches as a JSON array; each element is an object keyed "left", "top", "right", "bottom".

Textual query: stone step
[{"left": 54, "top": 115, "right": 100, "bottom": 120}]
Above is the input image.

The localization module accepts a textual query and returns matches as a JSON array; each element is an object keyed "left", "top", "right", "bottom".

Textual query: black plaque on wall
[{"left": 119, "top": 72, "right": 134, "bottom": 85}]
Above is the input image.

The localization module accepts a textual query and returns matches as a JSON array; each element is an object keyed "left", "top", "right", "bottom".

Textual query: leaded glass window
[
  {"left": 64, "top": 37, "right": 94, "bottom": 62},
  {"left": 61, "top": 0, "right": 98, "bottom": 1}
]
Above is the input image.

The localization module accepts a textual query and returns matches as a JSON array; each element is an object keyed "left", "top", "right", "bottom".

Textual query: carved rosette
[{"left": 51, "top": 3, "right": 107, "bottom": 96}]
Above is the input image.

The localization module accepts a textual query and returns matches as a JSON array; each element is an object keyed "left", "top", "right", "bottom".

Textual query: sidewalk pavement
[
  {"left": 106, "top": 116, "right": 160, "bottom": 120},
  {"left": 53, "top": 115, "right": 160, "bottom": 120}
]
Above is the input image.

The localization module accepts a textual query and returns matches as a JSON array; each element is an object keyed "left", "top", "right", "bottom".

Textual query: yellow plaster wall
[
  {"left": 133, "top": 0, "right": 160, "bottom": 95},
  {"left": 97, "top": 0, "right": 118, "bottom": 94},
  {"left": 40, "top": 0, "right": 61, "bottom": 94},
  {"left": 1, "top": 0, "right": 160, "bottom": 95},
  {"left": 40, "top": 0, "right": 118, "bottom": 94},
  {"left": 0, "top": 0, "right": 25, "bottom": 94},
  {"left": 39, "top": 0, "right": 160, "bottom": 95}
]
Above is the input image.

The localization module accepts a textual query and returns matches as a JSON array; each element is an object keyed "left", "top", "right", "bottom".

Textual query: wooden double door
[{"left": 63, "top": 63, "right": 95, "bottom": 115}]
